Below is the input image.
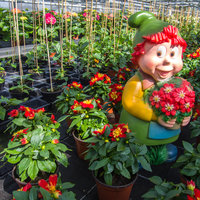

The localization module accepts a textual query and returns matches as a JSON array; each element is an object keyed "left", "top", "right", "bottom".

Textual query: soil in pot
[
  {"left": 9, "top": 89, "right": 30, "bottom": 100},
  {"left": 39, "top": 87, "right": 62, "bottom": 103}
]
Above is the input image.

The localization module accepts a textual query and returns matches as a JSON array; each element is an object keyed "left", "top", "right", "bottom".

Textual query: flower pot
[
  {"left": 12, "top": 164, "right": 59, "bottom": 188},
  {"left": 39, "top": 87, "right": 62, "bottom": 103},
  {"left": 12, "top": 166, "right": 38, "bottom": 188},
  {"left": 94, "top": 173, "right": 138, "bottom": 200},
  {"left": 72, "top": 132, "right": 89, "bottom": 160},
  {"left": 9, "top": 89, "right": 30, "bottom": 100}
]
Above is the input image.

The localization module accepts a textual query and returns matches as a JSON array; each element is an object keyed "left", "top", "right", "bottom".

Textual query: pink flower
[
  {"left": 96, "top": 14, "right": 100, "bottom": 20},
  {"left": 45, "top": 13, "right": 56, "bottom": 25},
  {"left": 83, "top": 12, "right": 87, "bottom": 17}
]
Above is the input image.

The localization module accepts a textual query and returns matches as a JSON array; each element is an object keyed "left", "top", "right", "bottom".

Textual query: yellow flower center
[
  {"left": 112, "top": 127, "right": 123, "bottom": 138},
  {"left": 179, "top": 91, "right": 185, "bottom": 98},
  {"left": 83, "top": 99, "right": 92, "bottom": 104},
  {"left": 153, "top": 95, "right": 160, "bottom": 102},
  {"left": 98, "top": 73, "right": 104, "bottom": 78},
  {"left": 164, "top": 87, "right": 172, "bottom": 93},
  {"left": 111, "top": 91, "right": 118, "bottom": 100},
  {"left": 184, "top": 102, "right": 190, "bottom": 109},
  {"left": 165, "top": 103, "right": 174, "bottom": 111},
  {"left": 48, "top": 183, "right": 56, "bottom": 192}
]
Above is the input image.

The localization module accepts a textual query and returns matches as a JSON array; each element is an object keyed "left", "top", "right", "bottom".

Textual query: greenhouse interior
[{"left": 0, "top": 0, "right": 200, "bottom": 199}]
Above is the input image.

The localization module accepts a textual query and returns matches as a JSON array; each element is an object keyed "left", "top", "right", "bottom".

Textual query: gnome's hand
[
  {"left": 181, "top": 116, "right": 191, "bottom": 127},
  {"left": 157, "top": 116, "right": 176, "bottom": 128}
]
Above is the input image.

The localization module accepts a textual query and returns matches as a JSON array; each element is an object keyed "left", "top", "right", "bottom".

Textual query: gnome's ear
[{"left": 128, "top": 11, "right": 156, "bottom": 28}]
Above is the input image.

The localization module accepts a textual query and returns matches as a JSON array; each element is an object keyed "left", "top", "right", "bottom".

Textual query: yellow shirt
[{"left": 122, "top": 73, "right": 157, "bottom": 122}]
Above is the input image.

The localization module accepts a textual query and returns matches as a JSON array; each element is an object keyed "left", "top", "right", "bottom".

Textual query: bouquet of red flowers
[{"left": 146, "top": 77, "right": 195, "bottom": 124}]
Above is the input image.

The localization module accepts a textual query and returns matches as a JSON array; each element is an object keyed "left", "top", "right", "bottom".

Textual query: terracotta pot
[
  {"left": 72, "top": 132, "right": 89, "bottom": 160},
  {"left": 12, "top": 164, "right": 59, "bottom": 188},
  {"left": 94, "top": 173, "right": 138, "bottom": 200},
  {"left": 12, "top": 166, "right": 38, "bottom": 188}
]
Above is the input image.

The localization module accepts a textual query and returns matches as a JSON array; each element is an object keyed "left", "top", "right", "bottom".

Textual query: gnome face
[{"left": 138, "top": 40, "right": 183, "bottom": 82}]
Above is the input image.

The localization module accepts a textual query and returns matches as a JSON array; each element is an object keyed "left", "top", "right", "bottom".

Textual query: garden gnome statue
[{"left": 120, "top": 11, "right": 194, "bottom": 164}]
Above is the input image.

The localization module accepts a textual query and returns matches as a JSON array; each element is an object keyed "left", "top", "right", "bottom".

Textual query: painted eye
[
  {"left": 170, "top": 47, "right": 179, "bottom": 58},
  {"left": 157, "top": 46, "right": 166, "bottom": 58}
]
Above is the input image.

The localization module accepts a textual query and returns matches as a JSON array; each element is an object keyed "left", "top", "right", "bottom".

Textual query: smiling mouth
[{"left": 157, "top": 70, "right": 172, "bottom": 79}]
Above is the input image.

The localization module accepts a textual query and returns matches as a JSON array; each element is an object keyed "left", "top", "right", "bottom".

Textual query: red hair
[{"left": 131, "top": 25, "right": 187, "bottom": 65}]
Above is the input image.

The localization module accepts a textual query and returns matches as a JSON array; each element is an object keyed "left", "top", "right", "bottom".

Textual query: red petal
[
  {"left": 38, "top": 179, "right": 49, "bottom": 191},
  {"left": 23, "top": 183, "right": 32, "bottom": 191},
  {"left": 49, "top": 174, "right": 58, "bottom": 186}
]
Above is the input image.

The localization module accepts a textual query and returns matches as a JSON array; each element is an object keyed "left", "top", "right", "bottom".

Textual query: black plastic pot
[
  {"left": 9, "top": 89, "right": 29, "bottom": 100},
  {"left": 22, "top": 97, "right": 49, "bottom": 109},
  {"left": 39, "top": 87, "right": 62, "bottom": 103},
  {"left": 0, "top": 82, "right": 5, "bottom": 90}
]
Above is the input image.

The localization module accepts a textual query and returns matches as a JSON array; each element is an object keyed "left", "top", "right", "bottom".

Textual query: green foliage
[
  {"left": 55, "top": 84, "right": 88, "bottom": 115},
  {"left": 68, "top": 99, "right": 108, "bottom": 140},
  {"left": 0, "top": 96, "right": 24, "bottom": 120},
  {"left": 173, "top": 141, "right": 200, "bottom": 188},
  {"left": 142, "top": 176, "right": 190, "bottom": 200},
  {"left": 85, "top": 125, "right": 151, "bottom": 185},
  {"left": 3, "top": 108, "right": 69, "bottom": 182}
]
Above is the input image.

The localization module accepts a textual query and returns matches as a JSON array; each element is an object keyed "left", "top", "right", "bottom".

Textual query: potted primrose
[
  {"left": 85, "top": 123, "right": 152, "bottom": 200},
  {"left": 67, "top": 98, "right": 108, "bottom": 159},
  {"left": 2, "top": 106, "right": 69, "bottom": 186}
]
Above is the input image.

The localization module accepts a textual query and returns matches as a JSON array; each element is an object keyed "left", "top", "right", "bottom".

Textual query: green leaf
[
  {"left": 18, "top": 158, "right": 31, "bottom": 175},
  {"left": 142, "top": 190, "right": 158, "bottom": 198},
  {"left": 106, "top": 163, "right": 114, "bottom": 174},
  {"left": 28, "top": 160, "right": 39, "bottom": 180},
  {"left": 149, "top": 176, "right": 162, "bottom": 185},
  {"left": 37, "top": 160, "right": 57, "bottom": 173},
  {"left": 62, "top": 182, "right": 75, "bottom": 190},
  {"left": 104, "top": 173, "right": 112, "bottom": 185},
  {"left": 138, "top": 156, "right": 152, "bottom": 172},
  {"left": 59, "top": 191, "right": 76, "bottom": 200},
  {"left": 121, "top": 167, "right": 131, "bottom": 179},
  {"left": 12, "top": 118, "right": 26, "bottom": 126},
  {"left": 57, "top": 115, "right": 68, "bottom": 122},
  {"left": 69, "top": 117, "right": 82, "bottom": 129},
  {"left": 29, "top": 186, "right": 38, "bottom": 200},
  {"left": 182, "top": 141, "right": 194, "bottom": 153},
  {"left": 155, "top": 185, "right": 166, "bottom": 196},
  {"left": 89, "top": 158, "right": 109, "bottom": 170},
  {"left": 40, "top": 188, "right": 53, "bottom": 200},
  {"left": 117, "top": 141, "right": 125, "bottom": 151},
  {"left": 56, "top": 143, "right": 69, "bottom": 152},
  {"left": 99, "top": 144, "right": 106, "bottom": 156},
  {"left": 40, "top": 150, "right": 49, "bottom": 158},
  {"left": 166, "top": 189, "right": 181, "bottom": 199},
  {"left": 56, "top": 153, "right": 68, "bottom": 167},
  {"left": 7, "top": 154, "right": 22, "bottom": 164},
  {"left": 0, "top": 106, "right": 6, "bottom": 120},
  {"left": 13, "top": 191, "right": 29, "bottom": 200},
  {"left": 30, "top": 135, "right": 41, "bottom": 147}
]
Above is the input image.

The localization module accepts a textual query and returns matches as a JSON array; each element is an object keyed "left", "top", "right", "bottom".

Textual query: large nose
[{"left": 163, "top": 56, "right": 171, "bottom": 66}]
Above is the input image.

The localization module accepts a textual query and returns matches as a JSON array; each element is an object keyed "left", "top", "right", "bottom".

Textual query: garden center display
[{"left": 0, "top": 0, "right": 200, "bottom": 199}]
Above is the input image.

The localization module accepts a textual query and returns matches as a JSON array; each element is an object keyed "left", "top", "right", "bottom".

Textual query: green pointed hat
[{"left": 128, "top": 11, "right": 169, "bottom": 47}]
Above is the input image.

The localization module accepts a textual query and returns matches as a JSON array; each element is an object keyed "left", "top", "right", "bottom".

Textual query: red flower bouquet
[{"left": 146, "top": 77, "right": 195, "bottom": 124}]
